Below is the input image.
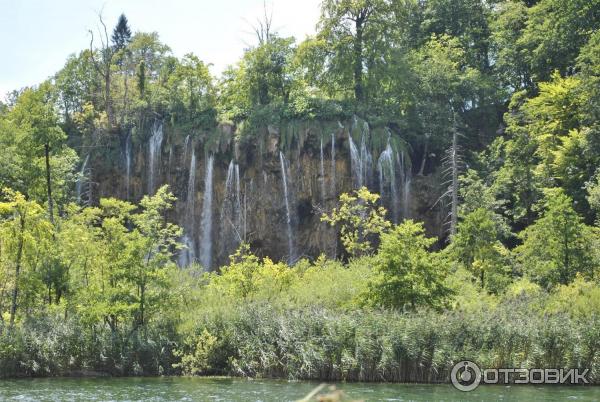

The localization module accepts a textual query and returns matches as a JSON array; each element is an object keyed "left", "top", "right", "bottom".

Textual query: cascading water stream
[
  {"left": 377, "top": 140, "right": 399, "bottom": 223},
  {"left": 220, "top": 159, "right": 243, "bottom": 258},
  {"left": 148, "top": 121, "right": 164, "bottom": 195},
  {"left": 182, "top": 135, "right": 190, "bottom": 164},
  {"left": 349, "top": 135, "right": 362, "bottom": 188},
  {"left": 178, "top": 146, "right": 197, "bottom": 267},
  {"left": 348, "top": 118, "right": 373, "bottom": 189},
  {"left": 279, "top": 151, "right": 296, "bottom": 264},
  {"left": 199, "top": 154, "right": 214, "bottom": 270},
  {"left": 360, "top": 130, "right": 373, "bottom": 187}
]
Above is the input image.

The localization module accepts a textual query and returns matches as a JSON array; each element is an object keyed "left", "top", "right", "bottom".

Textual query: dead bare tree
[
  {"left": 253, "top": 1, "right": 274, "bottom": 45},
  {"left": 433, "top": 109, "right": 465, "bottom": 238},
  {"left": 89, "top": 11, "right": 115, "bottom": 128}
]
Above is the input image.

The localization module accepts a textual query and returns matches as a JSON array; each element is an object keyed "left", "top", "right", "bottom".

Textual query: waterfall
[
  {"left": 199, "top": 154, "right": 214, "bottom": 270},
  {"left": 360, "top": 132, "right": 373, "bottom": 187},
  {"left": 76, "top": 154, "right": 90, "bottom": 204},
  {"left": 349, "top": 121, "right": 373, "bottom": 189},
  {"left": 178, "top": 147, "right": 197, "bottom": 267},
  {"left": 147, "top": 121, "right": 164, "bottom": 195},
  {"left": 178, "top": 235, "right": 195, "bottom": 268},
  {"left": 279, "top": 151, "right": 296, "bottom": 264},
  {"left": 220, "top": 159, "right": 243, "bottom": 258},
  {"left": 182, "top": 134, "right": 190, "bottom": 164},
  {"left": 125, "top": 133, "right": 132, "bottom": 200},
  {"left": 349, "top": 134, "right": 373, "bottom": 188},
  {"left": 320, "top": 138, "right": 326, "bottom": 202},
  {"left": 377, "top": 141, "right": 399, "bottom": 223},
  {"left": 331, "top": 133, "right": 336, "bottom": 197},
  {"left": 349, "top": 135, "right": 362, "bottom": 188}
]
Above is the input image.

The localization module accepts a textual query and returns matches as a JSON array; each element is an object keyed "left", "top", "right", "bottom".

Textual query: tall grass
[
  {"left": 2, "top": 301, "right": 598, "bottom": 382},
  {"left": 0, "top": 314, "right": 178, "bottom": 378},
  {"left": 179, "top": 301, "right": 600, "bottom": 383}
]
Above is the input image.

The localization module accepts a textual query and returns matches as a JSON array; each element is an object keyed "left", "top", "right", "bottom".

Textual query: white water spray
[
  {"left": 148, "top": 121, "right": 164, "bottom": 194},
  {"left": 199, "top": 154, "right": 214, "bottom": 270},
  {"left": 178, "top": 147, "right": 197, "bottom": 267},
  {"left": 279, "top": 151, "right": 296, "bottom": 264}
]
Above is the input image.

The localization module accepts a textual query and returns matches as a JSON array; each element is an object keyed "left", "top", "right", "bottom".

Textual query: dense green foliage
[{"left": 0, "top": 0, "right": 600, "bottom": 381}]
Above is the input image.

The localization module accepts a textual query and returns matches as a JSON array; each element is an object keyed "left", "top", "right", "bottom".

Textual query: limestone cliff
[{"left": 83, "top": 116, "right": 445, "bottom": 269}]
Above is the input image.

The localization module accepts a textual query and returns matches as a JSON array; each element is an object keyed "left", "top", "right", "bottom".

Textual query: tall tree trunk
[
  {"left": 353, "top": 17, "right": 364, "bottom": 102},
  {"left": 45, "top": 143, "right": 54, "bottom": 224},
  {"left": 9, "top": 215, "right": 26, "bottom": 328}
]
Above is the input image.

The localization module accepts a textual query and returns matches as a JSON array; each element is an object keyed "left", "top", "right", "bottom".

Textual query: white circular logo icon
[{"left": 451, "top": 360, "right": 482, "bottom": 391}]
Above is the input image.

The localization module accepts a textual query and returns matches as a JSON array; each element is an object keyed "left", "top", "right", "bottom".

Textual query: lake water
[{"left": 0, "top": 377, "right": 598, "bottom": 401}]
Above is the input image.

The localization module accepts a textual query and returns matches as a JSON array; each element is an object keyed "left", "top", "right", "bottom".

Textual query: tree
[
  {"left": 207, "top": 243, "right": 294, "bottom": 301},
  {"left": 54, "top": 51, "right": 100, "bottom": 122},
  {"left": 577, "top": 30, "right": 600, "bottom": 124},
  {"left": 519, "top": 0, "right": 600, "bottom": 82},
  {"left": 409, "top": 34, "right": 482, "bottom": 175},
  {"left": 364, "top": 220, "right": 451, "bottom": 310},
  {"left": 516, "top": 189, "right": 598, "bottom": 289},
  {"left": 587, "top": 171, "right": 600, "bottom": 224},
  {"left": 89, "top": 14, "right": 119, "bottom": 127},
  {"left": 167, "top": 54, "right": 215, "bottom": 129},
  {"left": 522, "top": 73, "right": 582, "bottom": 180},
  {"left": 125, "top": 31, "right": 171, "bottom": 116},
  {"left": 493, "top": 91, "right": 543, "bottom": 229},
  {"left": 490, "top": 0, "right": 533, "bottom": 91},
  {"left": 111, "top": 14, "right": 133, "bottom": 125},
  {"left": 112, "top": 14, "right": 132, "bottom": 51},
  {"left": 0, "top": 118, "right": 26, "bottom": 194},
  {"left": 317, "top": 0, "right": 389, "bottom": 102},
  {"left": 0, "top": 189, "right": 50, "bottom": 327},
  {"left": 9, "top": 84, "right": 67, "bottom": 223},
  {"left": 321, "top": 187, "right": 390, "bottom": 257},
  {"left": 421, "top": 0, "right": 492, "bottom": 72},
  {"left": 459, "top": 169, "right": 510, "bottom": 238},
  {"left": 130, "top": 185, "right": 181, "bottom": 327},
  {"left": 66, "top": 185, "right": 180, "bottom": 335},
  {"left": 436, "top": 110, "right": 464, "bottom": 236},
  {"left": 499, "top": 70, "right": 599, "bottom": 217},
  {"left": 75, "top": 197, "right": 136, "bottom": 333},
  {"left": 128, "top": 32, "right": 171, "bottom": 80},
  {"left": 218, "top": 33, "right": 296, "bottom": 119},
  {"left": 449, "top": 208, "right": 512, "bottom": 293}
]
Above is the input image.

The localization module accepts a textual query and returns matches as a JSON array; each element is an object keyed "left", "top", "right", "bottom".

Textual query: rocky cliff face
[{"left": 84, "top": 116, "right": 445, "bottom": 269}]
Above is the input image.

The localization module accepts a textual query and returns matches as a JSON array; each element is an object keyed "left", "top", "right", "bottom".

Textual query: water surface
[{"left": 0, "top": 377, "right": 597, "bottom": 401}]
